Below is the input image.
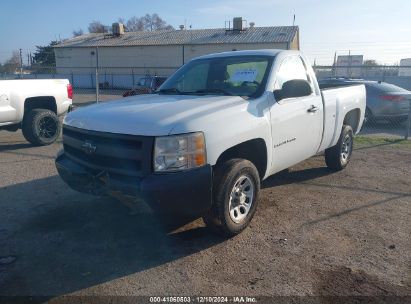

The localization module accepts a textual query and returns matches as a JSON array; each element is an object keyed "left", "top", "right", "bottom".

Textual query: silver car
[{"left": 319, "top": 79, "right": 411, "bottom": 123}]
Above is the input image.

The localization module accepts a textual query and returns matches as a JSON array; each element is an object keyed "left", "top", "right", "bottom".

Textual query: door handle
[{"left": 307, "top": 105, "right": 319, "bottom": 113}]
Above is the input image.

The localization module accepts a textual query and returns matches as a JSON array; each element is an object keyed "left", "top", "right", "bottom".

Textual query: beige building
[{"left": 54, "top": 19, "right": 299, "bottom": 76}]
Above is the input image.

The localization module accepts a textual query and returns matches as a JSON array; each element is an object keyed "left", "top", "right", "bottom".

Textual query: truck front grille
[{"left": 62, "top": 125, "right": 153, "bottom": 177}]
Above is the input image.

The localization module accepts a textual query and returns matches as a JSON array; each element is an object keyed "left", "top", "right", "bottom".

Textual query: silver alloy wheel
[
  {"left": 228, "top": 175, "right": 255, "bottom": 224},
  {"left": 341, "top": 134, "right": 352, "bottom": 164}
]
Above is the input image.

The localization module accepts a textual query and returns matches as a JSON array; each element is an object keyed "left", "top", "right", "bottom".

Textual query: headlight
[{"left": 154, "top": 132, "right": 207, "bottom": 172}]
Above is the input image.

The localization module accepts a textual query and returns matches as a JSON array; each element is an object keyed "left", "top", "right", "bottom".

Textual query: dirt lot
[{"left": 0, "top": 131, "right": 410, "bottom": 302}]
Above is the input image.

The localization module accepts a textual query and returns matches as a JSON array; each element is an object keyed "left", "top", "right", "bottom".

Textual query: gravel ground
[{"left": 0, "top": 130, "right": 410, "bottom": 302}]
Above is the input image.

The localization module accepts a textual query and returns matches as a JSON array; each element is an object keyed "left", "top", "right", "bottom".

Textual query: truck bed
[{"left": 318, "top": 84, "right": 366, "bottom": 152}]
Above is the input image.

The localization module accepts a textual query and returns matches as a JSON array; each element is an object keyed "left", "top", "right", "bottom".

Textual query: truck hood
[{"left": 64, "top": 94, "right": 247, "bottom": 136}]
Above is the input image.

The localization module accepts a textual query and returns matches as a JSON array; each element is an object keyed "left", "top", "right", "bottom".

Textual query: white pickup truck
[
  {"left": 0, "top": 79, "right": 73, "bottom": 145},
  {"left": 56, "top": 50, "right": 366, "bottom": 236}
]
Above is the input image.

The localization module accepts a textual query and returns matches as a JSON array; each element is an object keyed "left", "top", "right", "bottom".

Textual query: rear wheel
[
  {"left": 203, "top": 159, "right": 260, "bottom": 237},
  {"left": 22, "top": 109, "right": 61, "bottom": 146},
  {"left": 325, "top": 125, "right": 353, "bottom": 171}
]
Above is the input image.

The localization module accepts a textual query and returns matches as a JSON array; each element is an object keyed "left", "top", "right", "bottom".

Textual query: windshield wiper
[
  {"left": 194, "top": 89, "right": 232, "bottom": 96},
  {"left": 157, "top": 87, "right": 182, "bottom": 94}
]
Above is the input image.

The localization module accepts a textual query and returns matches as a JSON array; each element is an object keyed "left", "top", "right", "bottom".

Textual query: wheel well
[
  {"left": 215, "top": 138, "right": 267, "bottom": 178},
  {"left": 24, "top": 97, "right": 57, "bottom": 114},
  {"left": 343, "top": 109, "right": 361, "bottom": 133}
]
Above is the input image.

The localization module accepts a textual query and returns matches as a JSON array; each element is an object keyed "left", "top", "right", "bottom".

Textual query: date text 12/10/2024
[{"left": 149, "top": 296, "right": 258, "bottom": 303}]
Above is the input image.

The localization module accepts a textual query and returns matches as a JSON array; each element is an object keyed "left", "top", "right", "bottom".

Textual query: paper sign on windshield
[{"left": 230, "top": 69, "right": 258, "bottom": 82}]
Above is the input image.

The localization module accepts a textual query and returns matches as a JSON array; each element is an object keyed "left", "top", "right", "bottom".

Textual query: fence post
[{"left": 405, "top": 100, "right": 411, "bottom": 140}]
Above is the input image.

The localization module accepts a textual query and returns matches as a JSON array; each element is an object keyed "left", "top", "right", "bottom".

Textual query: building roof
[{"left": 55, "top": 26, "right": 298, "bottom": 48}]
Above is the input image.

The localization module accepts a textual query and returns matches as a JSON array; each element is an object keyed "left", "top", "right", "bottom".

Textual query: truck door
[{"left": 269, "top": 55, "right": 323, "bottom": 173}]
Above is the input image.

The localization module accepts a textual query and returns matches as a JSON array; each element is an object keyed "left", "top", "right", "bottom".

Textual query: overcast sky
[{"left": 1, "top": 0, "right": 410, "bottom": 65}]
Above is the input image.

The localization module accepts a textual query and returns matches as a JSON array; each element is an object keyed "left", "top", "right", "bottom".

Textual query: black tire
[
  {"left": 22, "top": 109, "right": 61, "bottom": 146},
  {"left": 203, "top": 159, "right": 260, "bottom": 237},
  {"left": 325, "top": 125, "right": 353, "bottom": 171}
]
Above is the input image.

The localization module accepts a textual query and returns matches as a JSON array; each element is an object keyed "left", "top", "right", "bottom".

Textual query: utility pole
[
  {"left": 19, "top": 48, "right": 23, "bottom": 78},
  {"left": 95, "top": 47, "right": 99, "bottom": 103}
]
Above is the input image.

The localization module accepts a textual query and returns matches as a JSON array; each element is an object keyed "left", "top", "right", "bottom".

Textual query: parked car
[
  {"left": 319, "top": 78, "right": 411, "bottom": 123},
  {"left": 0, "top": 79, "right": 73, "bottom": 145},
  {"left": 123, "top": 76, "right": 167, "bottom": 97},
  {"left": 56, "top": 50, "right": 365, "bottom": 236}
]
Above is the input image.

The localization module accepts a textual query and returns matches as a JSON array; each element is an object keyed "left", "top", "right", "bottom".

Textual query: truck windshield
[{"left": 157, "top": 56, "right": 273, "bottom": 99}]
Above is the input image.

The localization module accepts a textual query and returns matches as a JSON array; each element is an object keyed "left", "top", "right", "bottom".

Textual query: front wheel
[
  {"left": 202, "top": 159, "right": 260, "bottom": 237},
  {"left": 325, "top": 125, "right": 354, "bottom": 171}
]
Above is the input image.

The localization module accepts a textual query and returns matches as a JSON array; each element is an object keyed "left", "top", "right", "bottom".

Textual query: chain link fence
[
  {"left": 1, "top": 66, "right": 179, "bottom": 105},
  {"left": 2, "top": 64, "right": 410, "bottom": 140}
]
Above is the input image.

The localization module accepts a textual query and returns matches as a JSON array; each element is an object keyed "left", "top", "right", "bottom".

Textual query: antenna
[
  {"left": 293, "top": 14, "right": 296, "bottom": 26},
  {"left": 19, "top": 48, "right": 23, "bottom": 77}
]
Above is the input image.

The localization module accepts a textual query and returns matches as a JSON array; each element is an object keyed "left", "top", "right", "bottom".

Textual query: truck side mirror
[{"left": 274, "top": 79, "right": 312, "bottom": 101}]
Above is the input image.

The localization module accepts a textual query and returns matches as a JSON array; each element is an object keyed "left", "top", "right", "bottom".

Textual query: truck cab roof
[{"left": 194, "top": 49, "right": 297, "bottom": 60}]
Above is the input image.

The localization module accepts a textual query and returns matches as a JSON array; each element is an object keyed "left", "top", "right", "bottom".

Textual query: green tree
[{"left": 32, "top": 41, "right": 58, "bottom": 73}]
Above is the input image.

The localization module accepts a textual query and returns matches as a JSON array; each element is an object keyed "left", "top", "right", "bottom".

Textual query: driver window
[{"left": 275, "top": 56, "right": 309, "bottom": 90}]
